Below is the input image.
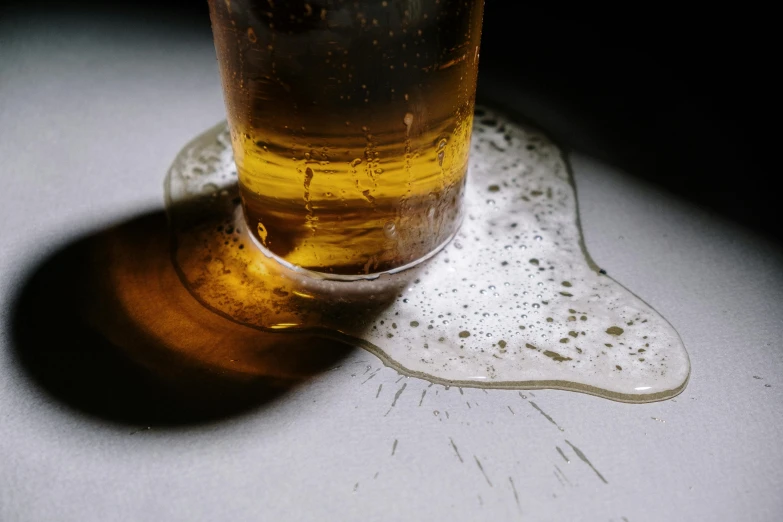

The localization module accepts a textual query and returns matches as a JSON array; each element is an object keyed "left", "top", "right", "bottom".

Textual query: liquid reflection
[{"left": 9, "top": 212, "right": 360, "bottom": 426}]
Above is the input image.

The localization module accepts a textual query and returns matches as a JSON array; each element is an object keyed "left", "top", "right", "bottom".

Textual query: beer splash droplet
[{"left": 165, "top": 107, "right": 689, "bottom": 403}]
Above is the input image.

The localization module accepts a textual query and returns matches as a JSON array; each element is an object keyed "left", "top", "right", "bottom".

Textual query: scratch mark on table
[
  {"left": 554, "top": 465, "right": 572, "bottom": 486},
  {"left": 449, "top": 437, "right": 464, "bottom": 463},
  {"left": 384, "top": 383, "right": 407, "bottom": 416},
  {"left": 556, "top": 446, "right": 570, "bottom": 463},
  {"left": 361, "top": 370, "right": 380, "bottom": 384},
  {"left": 474, "top": 456, "right": 493, "bottom": 487},
  {"left": 509, "top": 476, "right": 521, "bottom": 512},
  {"left": 566, "top": 440, "right": 608, "bottom": 484},
  {"left": 529, "top": 401, "right": 565, "bottom": 431}
]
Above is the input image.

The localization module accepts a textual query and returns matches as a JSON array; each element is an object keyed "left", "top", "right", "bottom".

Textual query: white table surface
[{"left": 2, "top": 12, "right": 782, "bottom": 522}]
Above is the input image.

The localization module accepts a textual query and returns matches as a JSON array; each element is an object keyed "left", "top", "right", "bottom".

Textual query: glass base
[
  {"left": 165, "top": 105, "right": 690, "bottom": 403},
  {"left": 243, "top": 205, "right": 463, "bottom": 282}
]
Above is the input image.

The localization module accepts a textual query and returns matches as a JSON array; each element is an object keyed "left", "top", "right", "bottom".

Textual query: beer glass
[{"left": 208, "top": 0, "right": 484, "bottom": 278}]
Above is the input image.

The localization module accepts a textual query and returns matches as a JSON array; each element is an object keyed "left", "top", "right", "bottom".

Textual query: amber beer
[{"left": 208, "top": 0, "right": 484, "bottom": 277}]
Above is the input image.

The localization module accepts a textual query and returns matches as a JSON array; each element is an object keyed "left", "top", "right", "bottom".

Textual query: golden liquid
[{"left": 208, "top": 0, "right": 484, "bottom": 275}]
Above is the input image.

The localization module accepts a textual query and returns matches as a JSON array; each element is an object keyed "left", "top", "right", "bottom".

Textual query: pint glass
[{"left": 208, "top": 0, "right": 484, "bottom": 277}]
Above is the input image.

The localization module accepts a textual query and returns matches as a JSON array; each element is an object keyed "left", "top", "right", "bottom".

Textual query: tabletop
[{"left": 2, "top": 9, "right": 782, "bottom": 522}]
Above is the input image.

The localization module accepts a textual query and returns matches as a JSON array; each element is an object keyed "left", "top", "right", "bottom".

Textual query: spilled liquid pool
[{"left": 165, "top": 106, "right": 689, "bottom": 403}]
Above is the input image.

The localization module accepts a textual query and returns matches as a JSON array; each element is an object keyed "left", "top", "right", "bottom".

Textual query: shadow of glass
[{"left": 9, "top": 211, "right": 366, "bottom": 427}]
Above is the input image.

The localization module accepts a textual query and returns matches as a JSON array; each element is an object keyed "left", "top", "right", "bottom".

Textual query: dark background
[{"left": 3, "top": 1, "right": 776, "bottom": 241}]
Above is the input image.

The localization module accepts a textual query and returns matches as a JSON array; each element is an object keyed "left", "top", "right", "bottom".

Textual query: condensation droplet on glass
[
  {"left": 403, "top": 112, "right": 414, "bottom": 136},
  {"left": 383, "top": 221, "right": 397, "bottom": 238},
  {"left": 437, "top": 138, "right": 448, "bottom": 167}
]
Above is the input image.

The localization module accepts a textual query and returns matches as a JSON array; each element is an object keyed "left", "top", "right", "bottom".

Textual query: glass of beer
[{"left": 208, "top": 0, "right": 484, "bottom": 278}]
